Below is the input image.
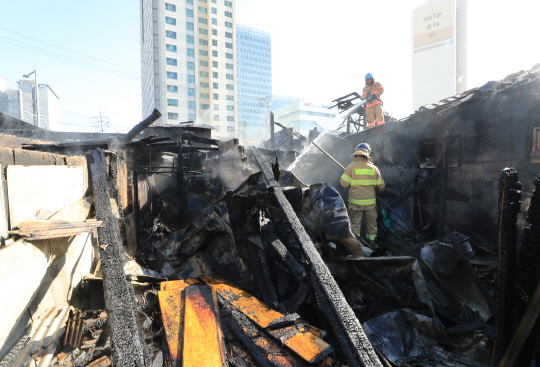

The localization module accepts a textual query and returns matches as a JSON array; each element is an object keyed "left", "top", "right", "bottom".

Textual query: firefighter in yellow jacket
[
  {"left": 362, "top": 73, "right": 384, "bottom": 129},
  {"left": 340, "top": 143, "right": 385, "bottom": 249}
]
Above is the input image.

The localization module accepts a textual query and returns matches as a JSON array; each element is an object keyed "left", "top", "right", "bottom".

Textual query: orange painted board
[
  {"left": 183, "top": 285, "right": 227, "bottom": 367},
  {"left": 158, "top": 289, "right": 183, "bottom": 367},
  {"left": 200, "top": 275, "right": 332, "bottom": 364},
  {"left": 268, "top": 327, "right": 332, "bottom": 364},
  {"left": 160, "top": 278, "right": 202, "bottom": 291},
  {"left": 200, "top": 275, "right": 284, "bottom": 328}
]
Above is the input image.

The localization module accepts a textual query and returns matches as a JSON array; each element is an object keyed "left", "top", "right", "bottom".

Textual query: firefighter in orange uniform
[
  {"left": 362, "top": 73, "right": 384, "bottom": 129},
  {"left": 340, "top": 143, "right": 385, "bottom": 249}
]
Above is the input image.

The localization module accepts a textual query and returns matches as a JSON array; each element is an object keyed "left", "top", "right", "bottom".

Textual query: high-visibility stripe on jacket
[
  {"left": 362, "top": 81, "right": 384, "bottom": 105},
  {"left": 340, "top": 156, "right": 385, "bottom": 206}
]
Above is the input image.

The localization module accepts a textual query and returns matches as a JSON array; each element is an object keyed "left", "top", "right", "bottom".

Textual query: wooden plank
[
  {"left": 498, "top": 280, "right": 540, "bottom": 367},
  {"left": 183, "top": 285, "right": 227, "bottom": 367},
  {"left": 200, "top": 275, "right": 332, "bottom": 364},
  {"left": 158, "top": 289, "right": 184, "bottom": 367}
]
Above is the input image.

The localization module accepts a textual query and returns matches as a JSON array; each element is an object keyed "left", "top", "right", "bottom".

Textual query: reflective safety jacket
[
  {"left": 340, "top": 157, "right": 385, "bottom": 206},
  {"left": 362, "top": 81, "right": 384, "bottom": 109}
]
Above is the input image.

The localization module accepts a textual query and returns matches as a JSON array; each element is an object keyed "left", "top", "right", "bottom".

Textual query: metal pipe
[{"left": 311, "top": 142, "right": 346, "bottom": 170}]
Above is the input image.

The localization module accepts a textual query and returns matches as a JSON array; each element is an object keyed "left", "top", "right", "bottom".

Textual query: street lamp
[{"left": 22, "top": 70, "right": 40, "bottom": 128}]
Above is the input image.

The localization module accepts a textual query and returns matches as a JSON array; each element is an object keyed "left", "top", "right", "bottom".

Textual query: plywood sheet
[{"left": 7, "top": 165, "right": 86, "bottom": 228}]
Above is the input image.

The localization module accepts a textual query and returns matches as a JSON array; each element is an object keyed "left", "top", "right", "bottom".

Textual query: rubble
[{"left": 3, "top": 67, "right": 540, "bottom": 366}]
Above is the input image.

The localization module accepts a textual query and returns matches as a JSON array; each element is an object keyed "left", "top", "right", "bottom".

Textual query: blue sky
[{"left": 1, "top": 0, "right": 540, "bottom": 133}]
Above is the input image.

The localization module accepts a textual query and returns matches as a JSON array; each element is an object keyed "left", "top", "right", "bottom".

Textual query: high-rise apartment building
[
  {"left": 140, "top": 0, "right": 238, "bottom": 138},
  {"left": 0, "top": 77, "right": 60, "bottom": 130},
  {"left": 236, "top": 25, "right": 271, "bottom": 140}
]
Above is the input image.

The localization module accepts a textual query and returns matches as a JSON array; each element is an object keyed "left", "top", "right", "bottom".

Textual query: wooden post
[{"left": 177, "top": 142, "right": 188, "bottom": 223}]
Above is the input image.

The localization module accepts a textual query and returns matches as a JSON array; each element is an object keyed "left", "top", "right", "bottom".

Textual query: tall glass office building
[{"left": 236, "top": 25, "right": 272, "bottom": 140}]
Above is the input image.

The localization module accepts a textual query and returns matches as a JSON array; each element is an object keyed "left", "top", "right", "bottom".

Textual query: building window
[
  {"left": 188, "top": 75, "right": 195, "bottom": 83},
  {"left": 226, "top": 95, "right": 234, "bottom": 101},
  {"left": 165, "top": 3, "right": 176, "bottom": 11},
  {"left": 225, "top": 11, "right": 232, "bottom": 17},
  {"left": 225, "top": 53, "right": 233, "bottom": 59},
  {"left": 199, "top": 28, "right": 208, "bottom": 35},
  {"left": 200, "top": 71, "right": 209, "bottom": 77},
  {"left": 168, "top": 99, "right": 178, "bottom": 107},
  {"left": 166, "top": 31, "right": 177, "bottom": 39},
  {"left": 168, "top": 112, "right": 178, "bottom": 120},
  {"left": 187, "top": 35, "right": 194, "bottom": 44},
  {"left": 225, "top": 32, "right": 232, "bottom": 38},
  {"left": 212, "top": 50, "right": 218, "bottom": 57},
  {"left": 227, "top": 116, "right": 234, "bottom": 122},
  {"left": 213, "top": 93, "right": 219, "bottom": 99},
  {"left": 166, "top": 17, "right": 177, "bottom": 25},
  {"left": 215, "top": 126, "right": 219, "bottom": 132},
  {"left": 212, "top": 29, "right": 217, "bottom": 36},
  {"left": 227, "top": 105, "right": 234, "bottom": 111},
  {"left": 212, "top": 7, "right": 217, "bottom": 14},
  {"left": 187, "top": 61, "right": 195, "bottom": 70},
  {"left": 166, "top": 44, "right": 177, "bottom": 52},
  {"left": 199, "top": 17, "right": 207, "bottom": 24},
  {"left": 200, "top": 82, "right": 209, "bottom": 88},
  {"left": 226, "top": 84, "right": 233, "bottom": 90},
  {"left": 199, "top": 6, "right": 207, "bottom": 13},
  {"left": 226, "top": 74, "right": 233, "bottom": 80},
  {"left": 188, "top": 88, "right": 195, "bottom": 96},
  {"left": 212, "top": 18, "right": 217, "bottom": 25},
  {"left": 212, "top": 0, "right": 216, "bottom": 3},
  {"left": 200, "top": 60, "right": 208, "bottom": 67},
  {"left": 189, "top": 114, "right": 196, "bottom": 120},
  {"left": 227, "top": 127, "right": 235, "bottom": 133},
  {"left": 225, "top": 42, "right": 233, "bottom": 49},
  {"left": 214, "top": 115, "right": 219, "bottom": 121},
  {"left": 200, "top": 93, "right": 209, "bottom": 99},
  {"left": 212, "top": 39, "right": 217, "bottom": 46},
  {"left": 199, "top": 50, "right": 208, "bottom": 56},
  {"left": 167, "top": 71, "right": 178, "bottom": 79},
  {"left": 186, "top": 9, "right": 193, "bottom": 17},
  {"left": 226, "top": 63, "right": 233, "bottom": 69},
  {"left": 213, "top": 71, "right": 218, "bottom": 78},
  {"left": 187, "top": 22, "right": 194, "bottom": 31},
  {"left": 188, "top": 101, "right": 196, "bottom": 110},
  {"left": 199, "top": 0, "right": 207, "bottom": 2},
  {"left": 213, "top": 104, "right": 219, "bottom": 110},
  {"left": 199, "top": 39, "right": 208, "bottom": 45},
  {"left": 225, "top": 1, "right": 232, "bottom": 7},
  {"left": 187, "top": 48, "right": 195, "bottom": 56},
  {"left": 167, "top": 85, "right": 178, "bottom": 93},
  {"left": 212, "top": 61, "right": 218, "bottom": 67},
  {"left": 213, "top": 82, "right": 219, "bottom": 88},
  {"left": 167, "top": 58, "right": 177, "bottom": 66},
  {"left": 201, "top": 104, "right": 209, "bottom": 110},
  {"left": 225, "top": 21, "right": 232, "bottom": 28}
]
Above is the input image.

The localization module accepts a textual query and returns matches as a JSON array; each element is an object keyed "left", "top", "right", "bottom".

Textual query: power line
[
  {"left": 0, "top": 37, "right": 140, "bottom": 80},
  {"left": 0, "top": 26, "right": 140, "bottom": 73}
]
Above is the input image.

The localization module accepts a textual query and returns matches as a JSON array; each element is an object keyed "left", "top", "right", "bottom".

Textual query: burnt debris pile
[{"left": 4, "top": 74, "right": 540, "bottom": 367}]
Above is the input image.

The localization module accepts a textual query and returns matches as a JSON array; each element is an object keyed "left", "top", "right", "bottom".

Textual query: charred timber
[
  {"left": 390, "top": 168, "right": 442, "bottom": 210},
  {"left": 493, "top": 167, "right": 521, "bottom": 365},
  {"left": 90, "top": 149, "right": 149, "bottom": 367},
  {"left": 514, "top": 175, "right": 540, "bottom": 366},
  {"left": 249, "top": 145, "right": 382, "bottom": 367},
  {"left": 182, "top": 132, "right": 220, "bottom": 146},
  {"left": 122, "top": 108, "right": 161, "bottom": 143}
]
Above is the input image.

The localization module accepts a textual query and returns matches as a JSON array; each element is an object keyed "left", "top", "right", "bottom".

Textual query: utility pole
[
  {"left": 92, "top": 109, "right": 109, "bottom": 133},
  {"left": 22, "top": 70, "right": 40, "bottom": 128}
]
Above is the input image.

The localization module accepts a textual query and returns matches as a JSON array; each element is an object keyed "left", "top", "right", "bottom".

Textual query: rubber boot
[{"left": 366, "top": 238, "right": 378, "bottom": 250}]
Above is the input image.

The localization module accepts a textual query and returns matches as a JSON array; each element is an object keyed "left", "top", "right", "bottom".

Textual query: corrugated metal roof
[{"left": 0, "top": 133, "right": 53, "bottom": 149}]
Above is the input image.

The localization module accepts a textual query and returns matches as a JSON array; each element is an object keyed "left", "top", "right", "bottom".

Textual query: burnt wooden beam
[
  {"left": 249, "top": 145, "right": 382, "bottom": 367},
  {"left": 89, "top": 149, "right": 149, "bottom": 366},
  {"left": 261, "top": 230, "right": 305, "bottom": 283},
  {"left": 437, "top": 143, "right": 448, "bottom": 240},
  {"left": 182, "top": 132, "right": 220, "bottom": 146},
  {"left": 390, "top": 168, "right": 443, "bottom": 210},
  {"left": 122, "top": 108, "right": 161, "bottom": 143}
]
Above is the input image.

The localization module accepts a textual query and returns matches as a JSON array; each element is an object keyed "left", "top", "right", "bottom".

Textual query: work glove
[
  {"left": 371, "top": 94, "right": 377, "bottom": 100},
  {"left": 366, "top": 94, "right": 373, "bottom": 101}
]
